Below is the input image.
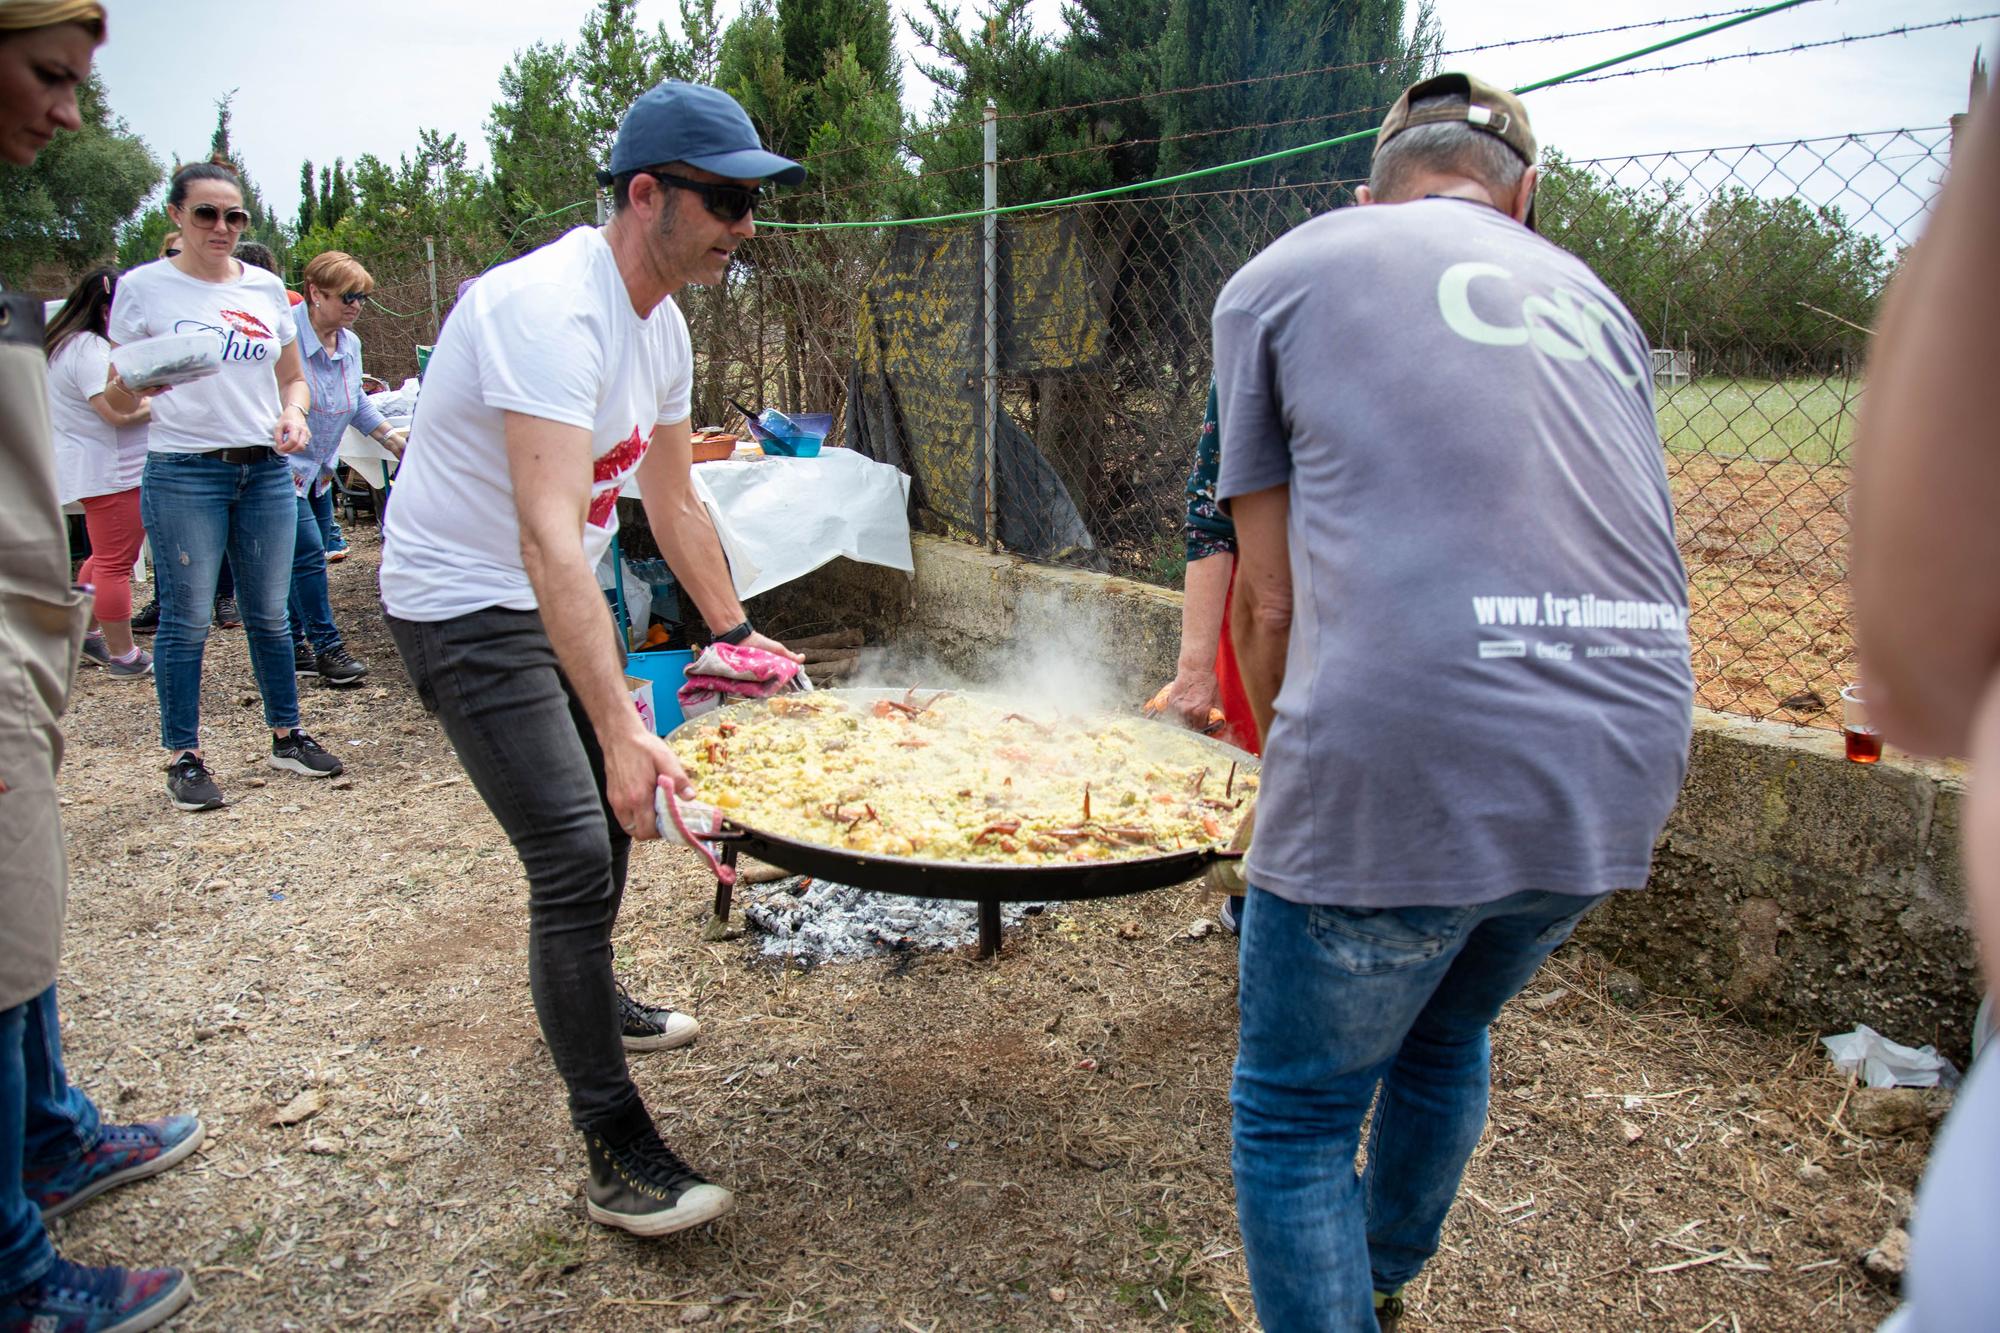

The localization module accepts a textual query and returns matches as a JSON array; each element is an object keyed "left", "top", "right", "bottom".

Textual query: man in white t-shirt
[{"left": 379, "top": 81, "right": 803, "bottom": 1240}]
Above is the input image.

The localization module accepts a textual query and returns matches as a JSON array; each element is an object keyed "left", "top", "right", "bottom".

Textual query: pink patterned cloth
[{"left": 676, "top": 642, "right": 806, "bottom": 718}]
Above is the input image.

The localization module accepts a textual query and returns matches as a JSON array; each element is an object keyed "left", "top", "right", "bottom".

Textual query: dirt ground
[
  {"left": 1669, "top": 454, "right": 1853, "bottom": 728},
  {"left": 46, "top": 527, "right": 1927, "bottom": 1331}
]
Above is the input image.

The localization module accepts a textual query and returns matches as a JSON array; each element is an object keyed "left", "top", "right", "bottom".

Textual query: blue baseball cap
[{"left": 603, "top": 81, "right": 804, "bottom": 187}]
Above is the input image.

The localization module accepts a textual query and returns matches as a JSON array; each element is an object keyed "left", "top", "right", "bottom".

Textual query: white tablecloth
[
  {"left": 666, "top": 449, "right": 913, "bottom": 599},
  {"left": 337, "top": 427, "right": 400, "bottom": 487}
]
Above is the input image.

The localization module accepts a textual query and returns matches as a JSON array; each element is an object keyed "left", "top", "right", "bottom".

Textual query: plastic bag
[
  {"left": 1821, "top": 1024, "right": 1961, "bottom": 1089},
  {"left": 111, "top": 332, "right": 221, "bottom": 390}
]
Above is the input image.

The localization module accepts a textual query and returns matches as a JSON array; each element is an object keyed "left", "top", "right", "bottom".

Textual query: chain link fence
[{"left": 355, "top": 126, "right": 1947, "bottom": 725}]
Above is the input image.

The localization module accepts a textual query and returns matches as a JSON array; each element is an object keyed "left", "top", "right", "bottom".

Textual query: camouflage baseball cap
[{"left": 1374, "top": 72, "right": 1537, "bottom": 169}]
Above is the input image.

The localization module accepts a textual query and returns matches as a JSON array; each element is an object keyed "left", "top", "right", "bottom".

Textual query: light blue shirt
[{"left": 292, "top": 300, "right": 386, "bottom": 489}]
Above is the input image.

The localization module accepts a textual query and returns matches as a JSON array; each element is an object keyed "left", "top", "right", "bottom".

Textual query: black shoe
[
  {"left": 213, "top": 596, "right": 241, "bottom": 629},
  {"left": 166, "top": 754, "right": 225, "bottom": 811},
  {"left": 584, "top": 1125, "right": 733, "bottom": 1237},
  {"left": 616, "top": 981, "right": 700, "bottom": 1052},
  {"left": 295, "top": 640, "right": 318, "bottom": 676},
  {"left": 269, "top": 729, "right": 344, "bottom": 778},
  {"left": 1375, "top": 1289, "right": 1406, "bottom": 1331},
  {"left": 132, "top": 598, "right": 159, "bottom": 634},
  {"left": 314, "top": 645, "right": 368, "bottom": 686}
]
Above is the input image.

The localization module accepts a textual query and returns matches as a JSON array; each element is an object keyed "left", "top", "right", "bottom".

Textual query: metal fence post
[
  {"left": 425, "top": 236, "right": 440, "bottom": 344},
  {"left": 982, "top": 100, "right": 998, "bottom": 552}
]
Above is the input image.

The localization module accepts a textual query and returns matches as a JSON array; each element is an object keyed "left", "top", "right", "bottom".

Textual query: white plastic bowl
[{"left": 112, "top": 332, "right": 222, "bottom": 390}]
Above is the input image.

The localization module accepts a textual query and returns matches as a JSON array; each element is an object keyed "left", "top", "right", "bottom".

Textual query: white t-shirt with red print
[
  {"left": 107, "top": 257, "right": 296, "bottom": 453},
  {"left": 378, "top": 226, "right": 693, "bottom": 621}
]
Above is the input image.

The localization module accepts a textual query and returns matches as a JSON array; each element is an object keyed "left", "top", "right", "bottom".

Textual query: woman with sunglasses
[
  {"left": 106, "top": 155, "right": 346, "bottom": 812},
  {"left": 287, "top": 249, "right": 403, "bottom": 685},
  {"left": 45, "top": 264, "right": 151, "bottom": 677}
]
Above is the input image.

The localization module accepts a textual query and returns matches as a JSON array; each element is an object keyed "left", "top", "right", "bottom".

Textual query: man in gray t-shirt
[{"left": 1215, "top": 75, "right": 1694, "bottom": 1332}]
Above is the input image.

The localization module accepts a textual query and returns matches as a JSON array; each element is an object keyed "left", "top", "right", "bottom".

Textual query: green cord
[
  {"left": 758, "top": 0, "right": 1815, "bottom": 231},
  {"left": 482, "top": 198, "right": 597, "bottom": 270}
]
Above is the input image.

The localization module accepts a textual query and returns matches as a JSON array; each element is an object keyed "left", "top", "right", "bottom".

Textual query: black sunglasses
[
  {"left": 643, "top": 170, "right": 762, "bottom": 224},
  {"left": 163, "top": 247, "right": 181, "bottom": 258},
  {"left": 339, "top": 291, "right": 367, "bottom": 306},
  {"left": 187, "top": 202, "right": 251, "bottom": 230}
]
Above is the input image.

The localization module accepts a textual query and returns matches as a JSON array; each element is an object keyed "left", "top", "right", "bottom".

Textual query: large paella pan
[{"left": 663, "top": 687, "right": 1258, "bottom": 904}]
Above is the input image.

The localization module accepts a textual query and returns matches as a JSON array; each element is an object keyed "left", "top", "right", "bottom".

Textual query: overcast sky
[{"left": 91, "top": 0, "right": 1986, "bottom": 229}]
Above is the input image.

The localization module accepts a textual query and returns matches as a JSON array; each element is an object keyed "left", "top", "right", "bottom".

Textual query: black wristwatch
[{"left": 716, "top": 620, "right": 754, "bottom": 646}]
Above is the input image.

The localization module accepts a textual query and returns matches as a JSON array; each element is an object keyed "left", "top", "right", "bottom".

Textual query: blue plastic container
[
  {"left": 746, "top": 409, "right": 830, "bottom": 458},
  {"left": 625, "top": 649, "right": 695, "bottom": 735}
]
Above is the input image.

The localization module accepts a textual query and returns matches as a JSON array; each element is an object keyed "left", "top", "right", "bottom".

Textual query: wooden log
[
  {"left": 786, "top": 628, "right": 863, "bottom": 651},
  {"left": 801, "top": 645, "right": 862, "bottom": 664},
  {"left": 811, "top": 655, "right": 861, "bottom": 683}
]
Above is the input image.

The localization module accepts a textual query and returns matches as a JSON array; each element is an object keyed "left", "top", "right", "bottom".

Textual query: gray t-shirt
[{"left": 1214, "top": 197, "right": 1694, "bottom": 907}]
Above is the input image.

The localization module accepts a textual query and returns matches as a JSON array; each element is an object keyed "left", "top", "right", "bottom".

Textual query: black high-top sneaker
[{"left": 584, "top": 1124, "right": 734, "bottom": 1238}]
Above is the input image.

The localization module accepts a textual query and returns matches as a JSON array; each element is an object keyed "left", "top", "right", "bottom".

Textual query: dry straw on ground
[{"left": 48, "top": 529, "right": 1925, "bottom": 1330}]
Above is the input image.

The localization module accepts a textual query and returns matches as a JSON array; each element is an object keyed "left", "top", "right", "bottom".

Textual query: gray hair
[{"left": 1368, "top": 95, "right": 1528, "bottom": 203}]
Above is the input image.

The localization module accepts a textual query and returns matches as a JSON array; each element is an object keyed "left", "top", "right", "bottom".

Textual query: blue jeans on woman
[
  {"left": 139, "top": 450, "right": 300, "bottom": 752},
  {"left": 0, "top": 987, "right": 100, "bottom": 1294},
  {"left": 288, "top": 488, "right": 342, "bottom": 653},
  {"left": 1231, "top": 885, "right": 1607, "bottom": 1332}
]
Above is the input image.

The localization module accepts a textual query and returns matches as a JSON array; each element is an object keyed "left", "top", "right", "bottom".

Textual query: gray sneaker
[
  {"left": 80, "top": 632, "right": 111, "bottom": 667},
  {"left": 269, "top": 729, "right": 344, "bottom": 779},
  {"left": 106, "top": 647, "right": 154, "bottom": 679},
  {"left": 166, "top": 754, "right": 225, "bottom": 812}
]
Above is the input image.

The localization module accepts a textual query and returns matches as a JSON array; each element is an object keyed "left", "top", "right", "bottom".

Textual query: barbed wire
[
  {"left": 784, "top": 109, "right": 1381, "bottom": 207},
  {"left": 457, "top": 0, "right": 1868, "bottom": 245},
  {"left": 797, "top": 2, "right": 1825, "bottom": 167},
  {"left": 1571, "top": 124, "right": 1951, "bottom": 166},
  {"left": 766, "top": 0, "right": 1820, "bottom": 231},
  {"left": 1556, "top": 13, "right": 2000, "bottom": 88},
  {"left": 992, "top": 2, "right": 1822, "bottom": 127},
  {"left": 778, "top": 4, "right": 1935, "bottom": 220},
  {"left": 995, "top": 104, "right": 1392, "bottom": 173}
]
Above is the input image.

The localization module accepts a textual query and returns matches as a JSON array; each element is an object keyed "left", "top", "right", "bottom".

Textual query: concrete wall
[
  {"left": 1579, "top": 713, "right": 1977, "bottom": 1060},
  {"left": 761, "top": 537, "right": 1981, "bottom": 1057}
]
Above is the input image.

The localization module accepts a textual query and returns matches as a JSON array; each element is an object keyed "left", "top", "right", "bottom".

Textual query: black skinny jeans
[{"left": 386, "top": 607, "right": 649, "bottom": 1141}]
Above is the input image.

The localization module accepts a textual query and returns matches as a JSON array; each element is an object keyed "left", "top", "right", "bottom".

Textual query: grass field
[{"left": 1658, "top": 377, "right": 1862, "bottom": 465}]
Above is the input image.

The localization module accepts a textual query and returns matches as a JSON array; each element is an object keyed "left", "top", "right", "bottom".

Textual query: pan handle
[{"left": 657, "top": 793, "right": 749, "bottom": 886}]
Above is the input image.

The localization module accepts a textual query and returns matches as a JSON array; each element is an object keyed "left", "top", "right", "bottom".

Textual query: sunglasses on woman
[
  {"left": 339, "top": 291, "right": 367, "bottom": 306},
  {"left": 641, "top": 170, "right": 762, "bottom": 224},
  {"left": 186, "top": 202, "right": 252, "bottom": 230}
]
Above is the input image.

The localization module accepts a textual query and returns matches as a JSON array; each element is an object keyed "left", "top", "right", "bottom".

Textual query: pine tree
[
  {"left": 298, "top": 159, "right": 316, "bottom": 236},
  {"left": 202, "top": 92, "right": 286, "bottom": 255}
]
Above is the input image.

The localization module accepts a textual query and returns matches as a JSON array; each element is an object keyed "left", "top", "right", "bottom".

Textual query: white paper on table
[{"left": 634, "top": 449, "right": 913, "bottom": 599}]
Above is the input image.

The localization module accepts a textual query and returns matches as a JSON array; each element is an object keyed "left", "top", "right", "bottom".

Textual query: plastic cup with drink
[{"left": 1841, "top": 684, "right": 1883, "bottom": 764}]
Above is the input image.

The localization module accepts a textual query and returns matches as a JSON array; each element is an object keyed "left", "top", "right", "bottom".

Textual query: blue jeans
[
  {"left": 1231, "top": 885, "right": 1607, "bottom": 1332},
  {"left": 287, "top": 492, "right": 340, "bottom": 652},
  {"left": 311, "top": 483, "right": 345, "bottom": 551},
  {"left": 0, "top": 987, "right": 100, "bottom": 1296},
  {"left": 140, "top": 450, "right": 300, "bottom": 751}
]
